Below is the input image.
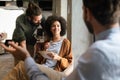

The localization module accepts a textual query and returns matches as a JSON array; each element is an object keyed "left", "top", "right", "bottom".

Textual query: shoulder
[
  {"left": 16, "top": 13, "right": 26, "bottom": 22},
  {"left": 88, "top": 41, "right": 107, "bottom": 55},
  {"left": 61, "top": 38, "right": 71, "bottom": 48},
  {"left": 80, "top": 41, "right": 109, "bottom": 62},
  {"left": 90, "top": 40, "right": 111, "bottom": 52},
  {"left": 63, "top": 38, "right": 71, "bottom": 44}
]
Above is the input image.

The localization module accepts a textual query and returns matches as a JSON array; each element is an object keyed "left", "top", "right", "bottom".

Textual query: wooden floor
[{"left": 0, "top": 53, "right": 14, "bottom": 80}]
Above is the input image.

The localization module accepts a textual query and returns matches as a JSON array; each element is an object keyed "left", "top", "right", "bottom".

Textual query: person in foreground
[{"left": 1, "top": 0, "right": 120, "bottom": 80}]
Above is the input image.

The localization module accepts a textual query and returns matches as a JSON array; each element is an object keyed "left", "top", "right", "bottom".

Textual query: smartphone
[{"left": 4, "top": 39, "right": 13, "bottom": 46}]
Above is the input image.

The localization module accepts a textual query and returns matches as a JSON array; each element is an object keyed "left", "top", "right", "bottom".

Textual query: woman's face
[{"left": 51, "top": 21, "right": 61, "bottom": 36}]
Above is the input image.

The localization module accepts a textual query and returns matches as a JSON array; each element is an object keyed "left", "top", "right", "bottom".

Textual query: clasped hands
[{"left": 46, "top": 52, "right": 62, "bottom": 61}]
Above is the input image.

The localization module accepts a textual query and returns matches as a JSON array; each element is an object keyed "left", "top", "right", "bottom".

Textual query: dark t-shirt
[{"left": 12, "top": 14, "right": 45, "bottom": 46}]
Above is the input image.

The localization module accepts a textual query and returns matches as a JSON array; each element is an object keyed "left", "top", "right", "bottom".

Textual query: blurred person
[{"left": 1, "top": 0, "right": 120, "bottom": 80}]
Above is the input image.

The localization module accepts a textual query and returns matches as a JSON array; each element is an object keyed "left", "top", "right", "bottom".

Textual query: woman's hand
[
  {"left": 47, "top": 52, "right": 61, "bottom": 61},
  {"left": 0, "top": 41, "right": 30, "bottom": 61}
]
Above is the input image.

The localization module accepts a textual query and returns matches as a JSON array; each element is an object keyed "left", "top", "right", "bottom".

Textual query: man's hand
[{"left": 0, "top": 41, "right": 30, "bottom": 61}]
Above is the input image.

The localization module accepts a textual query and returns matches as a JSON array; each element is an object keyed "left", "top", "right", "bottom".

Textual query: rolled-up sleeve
[{"left": 24, "top": 57, "right": 50, "bottom": 80}]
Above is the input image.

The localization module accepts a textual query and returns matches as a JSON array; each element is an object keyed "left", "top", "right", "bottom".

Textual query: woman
[{"left": 35, "top": 15, "right": 73, "bottom": 72}]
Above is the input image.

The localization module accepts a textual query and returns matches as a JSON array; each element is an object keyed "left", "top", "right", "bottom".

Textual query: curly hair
[{"left": 45, "top": 15, "right": 67, "bottom": 38}]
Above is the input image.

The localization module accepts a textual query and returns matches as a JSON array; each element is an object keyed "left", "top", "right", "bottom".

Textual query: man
[
  {"left": 12, "top": 1, "right": 45, "bottom": 58},
  {"left": 1, "top": 0, "right": 120, "bottom": 80}
]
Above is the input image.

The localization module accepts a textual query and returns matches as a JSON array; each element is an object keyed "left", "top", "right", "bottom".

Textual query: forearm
[{"left": 24, "top": 57, "right": 50, "bottom": 80}]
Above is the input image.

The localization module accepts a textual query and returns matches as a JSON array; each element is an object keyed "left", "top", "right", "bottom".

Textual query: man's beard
[
  {"left": 84, "top": 20, "right": 96, "bottom": 42},
  {"left": 29, "top": 19, "right": 40, "bottom": 26},
  {"left": 84, "top": 20, "right": 94, "bottom": 34}
]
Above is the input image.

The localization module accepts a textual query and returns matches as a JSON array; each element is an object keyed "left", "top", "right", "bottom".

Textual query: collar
[{"left": 95, "top": 27, "right": 120, "bottom": 41}]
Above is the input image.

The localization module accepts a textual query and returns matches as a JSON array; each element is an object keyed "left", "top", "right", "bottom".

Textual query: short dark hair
[
  {"left": 45, "top": 15, "right": 67, "bottom": 38},
  {"left": 26, "top": 1, "right": 42, "bottom": 17},
  {"left": 83, "top": 0, "right": 120, "bottom": 26}
]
